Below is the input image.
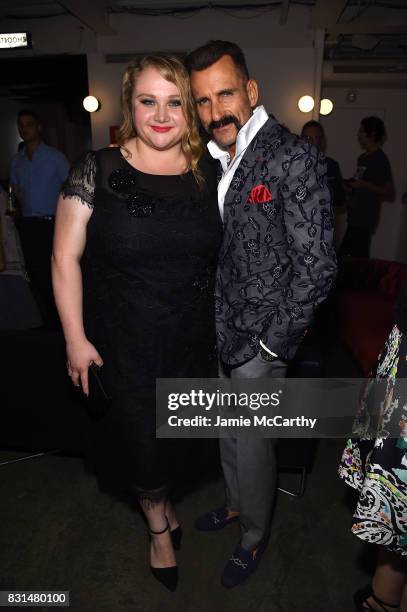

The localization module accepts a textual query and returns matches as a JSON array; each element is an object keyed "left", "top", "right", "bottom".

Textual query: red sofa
[{"left": 336, "top": 258, "right": 407, "bottom": 376}]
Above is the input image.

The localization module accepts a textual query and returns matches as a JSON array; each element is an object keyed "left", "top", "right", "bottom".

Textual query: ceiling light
[
  {"left": 320, "top": 98, "right": 333, "bottom": 115},
  {"left": 83, "top": 95, "right": 100, "bottom": 112},
  {"left": 298, "top": 95, "right": 315, "bottom": 113}
]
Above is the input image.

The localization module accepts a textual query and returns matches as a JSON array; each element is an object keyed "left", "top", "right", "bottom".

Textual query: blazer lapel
[{"left": 220, "top": 116, "right": 279, "bottom": 260}]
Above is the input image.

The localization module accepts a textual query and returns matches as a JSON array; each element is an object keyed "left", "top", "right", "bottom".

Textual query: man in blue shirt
[
  {"left": 301, "top": 120, "right": 345, "bottom": 209},
  {"left": 10, "top": 109, "right": 69, "bottom": 326}
]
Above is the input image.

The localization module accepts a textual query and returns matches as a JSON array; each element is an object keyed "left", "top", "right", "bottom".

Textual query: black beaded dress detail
[{"left": 62, "top": 147, "right": 222, "bottom": 499}]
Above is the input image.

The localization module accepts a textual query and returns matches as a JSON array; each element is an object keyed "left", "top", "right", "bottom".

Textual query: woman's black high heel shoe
[
  {"left": 171, "top": 525, "right": 182, "bottom": 551},
  {"left": 149, "top": 520, "right": 178, "bottom": 592},
  {"left": 354, "top": 583, "right": 399, "bottom": 611}
]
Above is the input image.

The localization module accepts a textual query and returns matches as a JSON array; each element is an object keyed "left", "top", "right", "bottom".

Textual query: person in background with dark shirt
[
  {"left": 340, "top": 116, "right": 394, "bottom": 259},
  {"left": 301, "top": 120, "right": 345, "bottom": 209},
  {"left": 10, "top": 109, "right": 69, "bottom": 327}
]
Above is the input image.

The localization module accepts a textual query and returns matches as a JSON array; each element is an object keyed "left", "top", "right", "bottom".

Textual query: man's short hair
[
  {"left": 17, "top": 109, "right": 40, "bottom": 123},
  {"left": 185, "top": 40, "right": 250, "bottom": 81},
  {"left": 361, "top": 116, "right": 386, "bottom": 143},
  {"left": 301, "top": 120, "right": 325, "bottom": 137}
]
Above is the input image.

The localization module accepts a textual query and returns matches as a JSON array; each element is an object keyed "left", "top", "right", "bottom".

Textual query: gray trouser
[{"left": 219, "top": 354, "right": 287, "bottom": 550}]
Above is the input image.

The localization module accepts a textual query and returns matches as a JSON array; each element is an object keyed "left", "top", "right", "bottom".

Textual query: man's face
[
  {"left": 190, "top": 55, "right": 258, "bottom": 156},
  {"left": 302, "top": 126, "right": 324, "bottom": 151},
  {"left": 18, "top": 115, "right": 41, "bottom": 144}
]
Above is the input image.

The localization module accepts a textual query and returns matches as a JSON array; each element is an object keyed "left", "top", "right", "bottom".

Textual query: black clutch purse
[{"left": 86, "top": 363, "right": 112, "bottom": 419}]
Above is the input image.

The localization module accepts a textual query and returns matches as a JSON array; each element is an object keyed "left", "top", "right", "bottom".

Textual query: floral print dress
[{"left": 339, "top": 324, "right": 407, "bottom": 556}]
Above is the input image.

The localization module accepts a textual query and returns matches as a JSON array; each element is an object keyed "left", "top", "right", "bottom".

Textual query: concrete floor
[
  {"left": 0, "top": 342, "right": 373, "bottom": 611},
  {"left": 0, "top": 437, "right": 372, "bottom": 612}
]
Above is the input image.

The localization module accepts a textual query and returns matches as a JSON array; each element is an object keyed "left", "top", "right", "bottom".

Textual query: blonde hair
[{"left": 117, "top": 54, "right": 204, "bottom": 185}]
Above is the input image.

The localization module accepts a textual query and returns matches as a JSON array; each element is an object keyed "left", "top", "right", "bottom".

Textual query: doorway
[{"left": 0, "top": 54, "right": 91, "bottom": 184}]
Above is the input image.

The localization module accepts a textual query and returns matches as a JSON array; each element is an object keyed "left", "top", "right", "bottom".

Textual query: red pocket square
[{"left": 247, "top": 184, "right": 272, "bottom": 204}]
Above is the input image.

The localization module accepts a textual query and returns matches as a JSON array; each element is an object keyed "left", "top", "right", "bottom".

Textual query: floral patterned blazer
[{"left": 216, "top": 115, "right": 337, "bottom": 366}]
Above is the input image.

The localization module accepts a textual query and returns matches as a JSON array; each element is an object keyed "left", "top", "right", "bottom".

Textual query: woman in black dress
[{"left": 52, "top": 54, "right": 222, "bottom": 591}]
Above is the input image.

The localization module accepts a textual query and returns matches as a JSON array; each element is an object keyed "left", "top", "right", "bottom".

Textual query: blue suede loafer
[
  {"left": 221, "top": 541, "right": 267, "bottom": 588},
  {"left": 194, "top": 506, "right": 239, "bottom": 531}
]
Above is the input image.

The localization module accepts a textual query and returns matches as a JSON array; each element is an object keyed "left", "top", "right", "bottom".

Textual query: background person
[
  {"left": 10, "top": 109, "right": 69, "bottom": 326},
  {"left": 52, "top": 54, "right": 222, "bottom": 592},
  {"left": 301, "top": 119, "right": 345, "bottom": 209},
  {"left": 339, "top": 115, "right": 394, "bottom": 259},
  {"left": 0, "top": 185, "right": 42, "bottom": 329},
  {"left": 339, "top": 282, "right": 407, "bottom": 611}
]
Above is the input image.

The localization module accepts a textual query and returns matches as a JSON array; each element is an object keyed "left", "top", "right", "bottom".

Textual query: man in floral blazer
[{"left": 187, "top": 41, "right": 337, "bottom": 587}]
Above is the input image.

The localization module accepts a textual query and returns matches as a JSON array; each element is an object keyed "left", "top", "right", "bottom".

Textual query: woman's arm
[{"left": 52, "top": 195, "right": 102, "bottom": 395}]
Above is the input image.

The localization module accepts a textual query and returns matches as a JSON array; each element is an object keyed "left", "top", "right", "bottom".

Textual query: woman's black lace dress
[{"left": 62, "top": 147, "right": 222, "bottom": 500}]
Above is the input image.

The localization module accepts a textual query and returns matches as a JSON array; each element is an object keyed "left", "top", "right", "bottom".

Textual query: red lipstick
[{"left": 151, "top": 126, "right": 172, "bottom": 133}]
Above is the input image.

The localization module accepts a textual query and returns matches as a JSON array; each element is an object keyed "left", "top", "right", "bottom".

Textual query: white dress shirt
[{"left": 207, "top": 105, "right": 269, "bottom": 221}]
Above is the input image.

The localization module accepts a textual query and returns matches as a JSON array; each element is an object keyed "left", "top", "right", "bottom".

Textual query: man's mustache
[{"left": 208, "top": 115, "right": 241, "bottom": 134}]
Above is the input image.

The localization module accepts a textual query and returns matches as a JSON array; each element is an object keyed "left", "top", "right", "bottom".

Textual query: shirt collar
[
  {"left": 21, "top": 141, "right": 45, "bottom": 158},
  {"left": 207, "top": 105, "right": 269, "bottom": 164}
]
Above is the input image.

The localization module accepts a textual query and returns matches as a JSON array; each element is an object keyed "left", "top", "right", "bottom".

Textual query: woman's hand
[{"left": 66, "top": 338, "right": 103, "bottom": 396}]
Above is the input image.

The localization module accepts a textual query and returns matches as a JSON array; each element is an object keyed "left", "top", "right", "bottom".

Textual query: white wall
[
  {"left": 1, "top": 6, "right": 319, "bottom": 150},
  {"left": 85, "top": 8, "right": 319, "bottom": 148},
  {"left": 87, "top": 45, "right": 317, "bottom": 150},
  {"left": 321, "top": 87, "right": 407, "bottom": 263}
]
